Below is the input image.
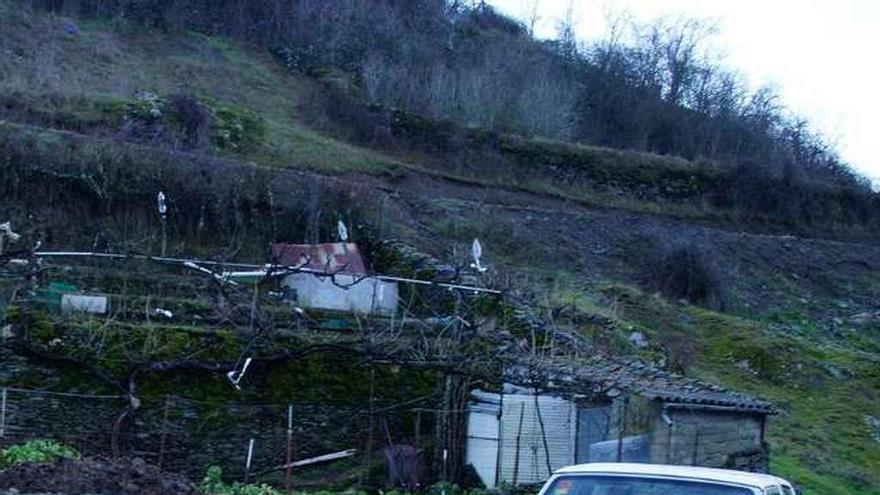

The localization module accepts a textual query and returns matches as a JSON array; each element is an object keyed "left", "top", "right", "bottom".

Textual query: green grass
[
  {"left": 770, "top": 455, "right": 878, "bottom": 495},
  {"left": 0, "top": 5, "right": 403, "bottom": 176}
]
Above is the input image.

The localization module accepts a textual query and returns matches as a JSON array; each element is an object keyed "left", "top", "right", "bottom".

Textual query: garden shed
[
  {"left": 269, "top": 242, "right": 398, "bottom": 316},
  {"left": 465, "top": 361, "right": 774, "bottom": 487}
]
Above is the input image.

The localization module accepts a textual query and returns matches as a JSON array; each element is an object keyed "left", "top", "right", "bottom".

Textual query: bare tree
[
  {"left": 555, "top": 0, "right": 577, "bottom": 62},
  {"left": 520, "top": 0, "right": 541, "bottom": 36}
]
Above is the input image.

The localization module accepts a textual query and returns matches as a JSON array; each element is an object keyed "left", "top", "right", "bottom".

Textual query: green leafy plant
[
  {"left": 209, "top": 101, "right": 266, "bottom": 152},
  {"left": 123, "top": 91, "right": 166, "bottom": 121},
  {"left": 200, "top": 466, "right": 282, "bottom": 495},
  {"left": 108, "top": 92, "right": 265, "bottom": 152},
  {"left": 0, "top": 439, "right": 80, "bottom": 469}
]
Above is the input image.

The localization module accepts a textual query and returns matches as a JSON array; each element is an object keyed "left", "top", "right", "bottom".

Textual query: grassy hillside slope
[
  {"left": 8, "top": 1, "right": 874, "bottom": 235},
  {"left": 0, "top": 5, "right": 878, "bottom": 495},
  {"left": 0, "top": 2, "right": 401, "bottom": 174}
]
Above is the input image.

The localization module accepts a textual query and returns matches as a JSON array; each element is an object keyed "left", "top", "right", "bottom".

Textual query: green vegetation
[
  {"left": 207, "top": 98, "right": 266, "bottom": 152},
  {"left": 201, "top": 466, "right": 285, "bottom": 495},
  {"left": 0, "top": 440, "right": 80, "bottom": 469},
  {"left": 385, "top": 482, "right": 504, "bottom": 495},
  {"left": 0, "top": 3, "right": 401, "bottom": 176},
  {"left": 199, "top": 468, "right": 503, "bottom": 495}
]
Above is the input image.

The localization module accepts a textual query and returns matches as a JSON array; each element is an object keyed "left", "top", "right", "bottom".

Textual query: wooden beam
[{"left": 265, "top": 449, "right": 358, "bottom": 474}]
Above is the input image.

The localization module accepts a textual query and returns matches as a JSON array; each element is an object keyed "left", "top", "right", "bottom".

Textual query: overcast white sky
[{"left": 489, "top": 0, "right": 880, "bottom": 184}]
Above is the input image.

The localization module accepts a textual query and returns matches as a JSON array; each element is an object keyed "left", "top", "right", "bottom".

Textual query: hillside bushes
[
  {"left": 111, "top": 92, "right": 265, "bottom": 152},
  {"left": 645, "top": 244, "right": 726, "bottom": 310},
  {"left": 0, "top": 122, "right": 366, "bottom": 256},
  {"left": 32, "top": 2, "right": 862, "bottom": 176},
  {"left": 308, "top": 93, "right": 878, "bottom": 234},
  {"left": 14, "top": 0, "right": 880, "bottom": 235}
]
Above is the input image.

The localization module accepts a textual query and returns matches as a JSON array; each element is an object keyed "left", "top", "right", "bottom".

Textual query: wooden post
[
  {"left": 533, "top": 390, "right": 552, "bottom": 477},
  {"left": 0, "top": 388, "right": 7, "bottom": 438},
  {"left": 360, "top": 367, "right": 376, "bottom": 487},
  {"left": 414, "top": 410, "right": 421, "bottom": 448},
  {"left": 441, "top": 375, "right": 451, "bottom": 482},
  {"left": 245, "top": 438, "right": 255, "bottom": 484},
  {"left": 158, "top": 395, "right": 171, "bottom": 470},
  {"left": 617, "top": 396, "right": 629, "bottom": 462},
  {"left": 286, "top": 405, "right": 294, "bottom": 495},
  {"left": 512, "top": 402, "right": 525, "bottom": 485},
  {"left": 159, "top": 209, "right": 168, "bottom": 257},
  {"left": 616, "top": 397, "right": 628, "bottom": 463}
]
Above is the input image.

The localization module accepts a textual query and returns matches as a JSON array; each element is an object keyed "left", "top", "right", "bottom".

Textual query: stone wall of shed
[{"left": 649, "top": 407, "right": 767, "bottom": 472}]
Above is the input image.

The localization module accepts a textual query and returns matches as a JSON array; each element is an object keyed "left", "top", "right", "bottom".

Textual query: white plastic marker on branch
[
  {"left": 337, "top": 220, "right": 349, "bottom": 242},
  {"left": 226, "top": 357, "right": 253, "bottom": 390},
  {"left": 182, "top": 261, "right": 240, "bottom": 287},
  {"left": 154, "top": 308, "right": 173, "bottom": 319},
  {"left": 157, "top": 192, "right": 167, "bottom": 219},
  {"left": 157, "top": 191, "right": 168, "bottom": 256},
  {"left": 470, "top": 238, "right": 487, "bottom": 273},
  {"left": 0, "top": 222, "right": 20, "bottom": 256}
]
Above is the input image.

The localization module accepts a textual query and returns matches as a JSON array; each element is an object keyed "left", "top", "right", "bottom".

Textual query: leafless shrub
[
  {"left": 168, "top": 93, "right": 212, "bottom": 149},
  {"left": 646, "top": 243, "right": 725, "bottom": 310}
]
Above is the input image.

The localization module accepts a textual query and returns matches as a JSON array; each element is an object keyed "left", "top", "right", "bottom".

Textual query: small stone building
[
  {"left": 466, "top": 361, "right": 773, "bottom": 487},
  {"left": 270, "top": 242, "right": 398, "bottom": 316}
]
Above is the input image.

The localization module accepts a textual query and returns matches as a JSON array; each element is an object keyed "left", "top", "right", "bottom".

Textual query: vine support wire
[
  {"left": 0, "top": 387, "right": 7, "bottom": 438},
  {"left": 28, "top": 251, "right": 502, "bottom": 294},
  {"left": 360, "top": 366, "right": 376, "bottom": 487}
]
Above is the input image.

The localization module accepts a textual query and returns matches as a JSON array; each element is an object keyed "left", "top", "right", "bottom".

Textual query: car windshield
[{"left": 546, "top": 475, "right": 755, "bottom": 495}]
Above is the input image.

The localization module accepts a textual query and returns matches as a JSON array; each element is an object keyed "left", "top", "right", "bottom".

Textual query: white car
[{"left": 537, "top": 463, "right": 797, "bottom": 495}]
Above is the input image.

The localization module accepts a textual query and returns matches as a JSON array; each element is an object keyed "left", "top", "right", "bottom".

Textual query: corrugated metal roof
[
  {"left": 504, "top": 358, "right": 774, "bottom": 414},
  {"left": 269, "top": 242, "right": 367, "bottom": 274}
]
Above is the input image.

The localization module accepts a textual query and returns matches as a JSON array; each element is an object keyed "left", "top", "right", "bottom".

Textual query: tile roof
[
  {"left": 506, "top": 357, "right": 774, "bottom": 414},
  {"left": 269, "top": 242, "right": 367, "bottom": 275}
]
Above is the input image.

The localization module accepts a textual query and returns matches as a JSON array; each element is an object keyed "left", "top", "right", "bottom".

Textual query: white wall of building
[
  {"left": 466, "top": 390, "right": 501, "bottom": 488},
  {"left": 281, "top": 273, "right": 398, "bottom": 316}
]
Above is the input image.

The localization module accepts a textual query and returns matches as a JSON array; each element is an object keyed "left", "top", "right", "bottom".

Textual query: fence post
[
  {"left": 616, "top": 396, "right": 628, "bottom": 463},
  {"left": 512, "top": 402, "right": 524, "bottom": 485},
  {"left": 286, "top": 405, "right": 294, "bottom": 495},
  {"left": 0, "top": 387, "right": 7, "bottom": 438},
  {"left": 360, "top": 367, "right": 376, "bottom": 487},
  {"left": 158, "top": 395, "right": 171, "bottom": 470}
]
